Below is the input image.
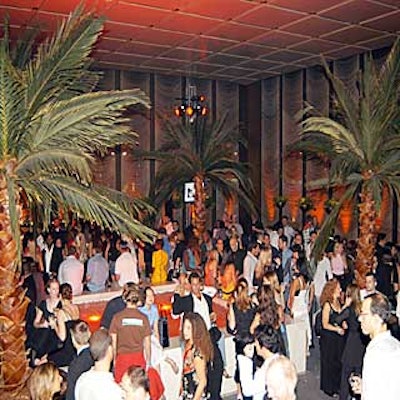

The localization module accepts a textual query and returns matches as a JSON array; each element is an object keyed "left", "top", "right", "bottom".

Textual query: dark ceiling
[{"left": 1, "top": 0, "right": 399, "bottom": 85}]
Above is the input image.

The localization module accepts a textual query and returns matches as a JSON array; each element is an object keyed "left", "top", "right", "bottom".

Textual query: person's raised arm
[
  {"left": 249, "top": 312, "right": 260, "bottom": 335},
  {"left": 227, "top": 302, "right": 236, "bottom": 334},
  {"left": 53, "top": 308, "right": 67, "bottom": 342},
  {"left": 33, "top": 307, "right": 48, "bottom": 329}
]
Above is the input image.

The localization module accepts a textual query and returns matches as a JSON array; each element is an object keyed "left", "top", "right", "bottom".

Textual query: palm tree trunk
[
  {"left": 0, "top": 168, "right": 30, "bottom": 392},
  {"left": 193, "top": 174, "right": 206, "bottom": 237},
  {"left": 355, "top": 185, "right": 377, "bottom": 288}
]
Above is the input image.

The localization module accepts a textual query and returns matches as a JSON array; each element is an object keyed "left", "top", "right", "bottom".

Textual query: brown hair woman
[
  {"left": 181, "top": 312, "right": 213, "bottom": 400},
  {"left": 338, "top": 284, "right": 366, "bottom": 400},
  {"left": 227, "top": 278, "right": 256, "bottom": 399},
  {"left": 319, "top": 279, "right": 345, "bottom": 397}
]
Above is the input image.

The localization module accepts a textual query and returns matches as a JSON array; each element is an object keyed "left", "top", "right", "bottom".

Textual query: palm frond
[
  {"left": 312, "top": 183, "right": 359, "bottom": 262},
  {"left": 372, "top": 38, "right": 400, "bottom": 128},
  {"left": 0, "top": 42, "right": 25, "bottom": 157},
  {"left": 322, "top": 58, "right": 362, "bottom": 141},
  {"left": 21, "top": 176, "right": 156, "bottom": 242},
  {"left": 20, "top": 89, "right": 149, "bottom": 158},
  {"left": 25, "top": 6, "right": 103, "bottom": 116},
  {"left": 16, "top": 150, "right": 93, "bottom": 184},
  {"left": 301, "top": 117, "right": 364, "bottom": 160},
  {"left": 143, "top": 115, "right": 254, "bottom": 216},
  {"left": 6, "top": 175, "right": 21, "bottom": 269}
]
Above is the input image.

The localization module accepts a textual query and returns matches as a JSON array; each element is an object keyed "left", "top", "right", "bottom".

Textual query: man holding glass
[{"left": 351, "top": 293, "right": 400, "bottom": 399}]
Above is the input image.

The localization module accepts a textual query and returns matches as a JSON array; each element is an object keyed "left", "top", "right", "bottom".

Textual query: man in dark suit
[
  {"left": 172, "top": 272, "right": 214, "bottom": 329},
  {"left": 66, "top": 320, "right": 94, "bottom": 400}
]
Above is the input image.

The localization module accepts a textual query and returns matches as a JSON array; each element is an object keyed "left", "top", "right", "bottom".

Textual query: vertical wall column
[
  {"left": 305, "top": 65, "right": 330, "bottom": 225},
  {"left": 282, "top": 71, "right": 303, "bottom": 223},
  {"left": 216, "top": 80, "right": 239, "bottom": 219},
  {"left": 93, "top": 70, "right": 117, "bottom": 189},
  {"left": 333, "top": 55, "right": 360, "bottom": 238},
  {"left": 261, "top": 77, "right": 281, "bottom": 225},
  {"left": 120, "top": 71, "right": 151, "bottom": 196}
]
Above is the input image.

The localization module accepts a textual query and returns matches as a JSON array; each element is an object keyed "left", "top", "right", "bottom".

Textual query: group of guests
[
  {"left": 25, "top": 278, "right": 168, "bottom": 400},
  {"left": 20, "top": 212, "right": 400, "bottom": 400}
]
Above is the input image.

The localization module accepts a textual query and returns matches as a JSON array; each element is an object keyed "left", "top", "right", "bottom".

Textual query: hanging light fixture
[{"left": 173, "top": 85, "right": 208, "bottom": 122}]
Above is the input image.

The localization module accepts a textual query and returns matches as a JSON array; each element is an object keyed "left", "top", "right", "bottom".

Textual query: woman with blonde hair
[
  {"left": 27, "top": 362, "right": 62, "bottom": 400},
  {"left": 181, "top": 312, "right": 213, "bottom": 400},
  {"left": 204, "top": 249, "right": 218, "bottom": 287},
  {"left": 219, "top": 259, "right": 238, "bottom": 301},
  {"left": 263, "top": 271, "right": 285, "bottom": 321}
]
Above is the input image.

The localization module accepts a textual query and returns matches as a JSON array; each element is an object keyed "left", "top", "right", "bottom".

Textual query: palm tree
[
  {"left": 0, "top": 8, "right": 155, "bottom": 392},
  {"left": 291, "top": 38, "right": 400, "bottom": 286},
  {"left": 143, "top": 116, "right": 255, "bottom": 236}
]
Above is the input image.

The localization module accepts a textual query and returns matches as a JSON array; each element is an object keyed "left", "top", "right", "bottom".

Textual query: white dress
[{"left": 292, "top": 286, "right": 312, "bottom": 349}]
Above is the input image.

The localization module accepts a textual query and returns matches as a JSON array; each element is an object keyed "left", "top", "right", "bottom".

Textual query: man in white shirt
[
  {"left": 58, "top": 246, "right": 84, "bottom": 296},
  {"left": 360, "top": 272, "right": 378, "bottom": 300},
  {"left": 313, "top": 253, "right": 333, "bottom": 305},
  {"left": 172, "top": 272, "right": 214, "bottom": 329},
  {"left": 75, "top": 328, "right": 123, "bottom": 400},
  {"left": 281, "top": 216, "right": 295, "bottom": 246},
  {"left": 351, "top": 293, "right": 400, "bottom": 400},
  {"left": 86, "top": 245, "right": 109, "bottom": 292},
  {"left": 243, "top": 242, "right": 260, "bottom": 292},
  {"left": 115, "top": 240, "right": 139, "bottom": 286},
  {"left": 251, "top": 325, "right": 284, "bottom": 400}
]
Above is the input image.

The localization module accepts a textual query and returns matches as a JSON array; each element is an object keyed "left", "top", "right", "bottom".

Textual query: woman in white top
[
  {"left": 288, "top": 246, "right": 314, "bottom": 350},
  {"left": 330, "top": 242, "right": 347, "bottom": 282}
]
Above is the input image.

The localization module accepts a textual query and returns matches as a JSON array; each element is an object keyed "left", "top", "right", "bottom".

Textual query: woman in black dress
[
  {"left": 32, "top": 278, "right": 65, "bottom": 363},
  {"left": 338, "top": 284, "right": 367, "bottom": 400},
  {"left": 319, "top": 279, "right": 346, "bottom": 397},
  {"left": 227, "top": 278, "right": 256, "bottom": 399}
]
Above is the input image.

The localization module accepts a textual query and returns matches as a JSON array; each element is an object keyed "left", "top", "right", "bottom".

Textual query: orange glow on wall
[
  {"left": 339, "top": 199, "right": 353, "bottom": 234},
  {"left": 225, "top": 196, "right": 235, "bottom": 218},
  {"left": 287, "top": 195, "right": 300, "bottom": 222},
  {"left": 308, "top": 189, "right": 328, "bottom": 225},
  {"left": 264, "top": 189, "right": 276, "bottom": 222}
]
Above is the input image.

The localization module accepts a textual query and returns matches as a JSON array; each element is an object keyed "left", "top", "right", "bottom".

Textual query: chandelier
[{"left": 173, "top": 84, "right": 208, "bottom": 122}]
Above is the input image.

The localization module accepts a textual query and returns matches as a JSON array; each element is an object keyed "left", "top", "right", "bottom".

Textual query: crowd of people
[{"left": 19, "top": 213, "right": 400, "bottom": 399}]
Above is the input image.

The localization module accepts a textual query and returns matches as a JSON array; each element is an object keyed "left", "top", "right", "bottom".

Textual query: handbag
[
  {"left": 158, "top": 310, "right": 170, "bottom": 348},
  {"left": 314, "top": 309, "right": 323, "bottom": 337}
]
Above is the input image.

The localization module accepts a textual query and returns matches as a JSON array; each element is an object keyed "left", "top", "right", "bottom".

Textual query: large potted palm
[
  {"left": 291, "top": 38, "right": 400, "bottom": 286},
  {"left": 142, "top": 116, "right": 256, "bottom": 236},
  {"left": 0, "top": 8, "right": 155, "bottom": 394}
]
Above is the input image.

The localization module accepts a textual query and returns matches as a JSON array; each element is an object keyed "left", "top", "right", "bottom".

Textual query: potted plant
[
  {"left": 324, "top": 198, "right": 339, "bottom": 214},
  {"left": 299, "top": 196, "right": 314, "bottom": 212},
  {"left": 274, "top": 195, "right": 288, "bottom": 209}
]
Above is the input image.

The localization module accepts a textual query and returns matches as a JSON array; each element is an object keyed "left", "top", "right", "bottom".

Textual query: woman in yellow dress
[
  {"left": 151, "top": 239, "right": 169, "bottom": 285},
  {"left": 219, "top": 259, "right": 237, "bottom": 301}
]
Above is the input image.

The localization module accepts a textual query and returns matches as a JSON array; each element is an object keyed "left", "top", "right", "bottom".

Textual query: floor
[
  {"left": 224, "top": 345, "right": 333, "bottom": 400},
  {"left": 77, "top": 289, "right": 333, "bottom": 399}
]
